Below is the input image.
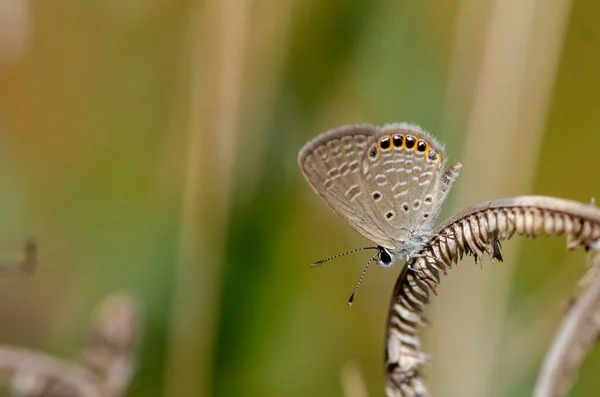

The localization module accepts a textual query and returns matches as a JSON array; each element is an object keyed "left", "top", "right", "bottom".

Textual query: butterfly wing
[
  {"left": 299, "top": 123, "right": 455, "bottom": 251},
  {"left": 364, "top": 123, "right": 450, "bottom": 242},
  {"left": 299, "top": 124, "right": 397, "bottom": 248}
]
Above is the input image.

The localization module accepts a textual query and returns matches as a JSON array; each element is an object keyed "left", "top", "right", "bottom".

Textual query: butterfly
[{"left": 298, "top": 123, "right": 461, "bottom": 304}]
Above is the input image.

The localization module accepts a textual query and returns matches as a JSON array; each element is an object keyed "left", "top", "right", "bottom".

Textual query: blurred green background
[{"left": 0, "top": 1, "right": 599, "bottom": 396}]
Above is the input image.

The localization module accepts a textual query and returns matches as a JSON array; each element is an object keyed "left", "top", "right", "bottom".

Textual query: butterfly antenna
[
  {"left": 348, "top": 254, "right": 377, "bottom": 307},
  {"left": 310, "top": 246, "right": 377, "bottom": 267}
]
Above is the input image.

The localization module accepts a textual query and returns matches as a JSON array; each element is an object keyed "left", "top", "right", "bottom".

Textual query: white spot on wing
[
  {"left": 375, "top": 174, "right": 388, "bottom": 186},
  {"left": 345, "top": 185, "right": 362, "bottom": 201}
]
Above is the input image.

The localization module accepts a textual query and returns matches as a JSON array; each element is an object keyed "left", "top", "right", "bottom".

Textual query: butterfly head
[{"left": 378, "top": 227, "right": 431, "bottom": 266}]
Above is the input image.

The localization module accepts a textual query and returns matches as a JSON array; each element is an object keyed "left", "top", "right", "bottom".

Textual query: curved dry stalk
[
  {"left": 385, "top": 196, "right": 600, "bottom": 397},
  {"left": 0, "top": 241, "right": 140, "bottom": 396},
  {"left": 532, "top": 254, "right": 600, "bottom": 397},
  {"left": 0, "top": 292, "right": 140, "bottom": 397},
  {"left": 0, "top": 345, "right": 104, "bottom": 397},
  {"left": 81, "top": 293, "right": 141, "bottom": 397}
]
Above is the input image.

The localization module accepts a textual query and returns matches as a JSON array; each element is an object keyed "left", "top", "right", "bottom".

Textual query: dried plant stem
[
  {"left": 0, "top": 238, "right": 37, "bottom": 276},
  {"left": 0, "top": 345, "right": 103, "bottom": 397},
  {"left": 434, "top": 0, "right": 572, "bottom": 395},
  {"left": 532, "top": 254, "right": 600, "bottom": 397},
  {"left": 0, "top": 290, "right": 140, "bottom": 397},
  {"left": 81, "top": 294, "right": 141, "bottom": 397},
  {"left": 385, "top": 196, "right": 600, "bottom": 396},
  {"left": 163, "top": 0, "right": 248, "bottom": 395}
]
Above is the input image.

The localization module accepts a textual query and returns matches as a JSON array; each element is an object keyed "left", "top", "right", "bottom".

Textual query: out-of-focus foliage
[{"left": 0, "top": 1, "right": 599, "bottom": 397}]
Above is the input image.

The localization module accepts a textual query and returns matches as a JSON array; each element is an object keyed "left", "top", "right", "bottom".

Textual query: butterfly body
[{"left": 299, "top": 123, "right": 461, "bottom": 266}]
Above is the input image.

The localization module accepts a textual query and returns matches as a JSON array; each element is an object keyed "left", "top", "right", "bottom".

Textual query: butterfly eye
[{"left": 378, "top": 248, "right": 394, "bottom": 267}]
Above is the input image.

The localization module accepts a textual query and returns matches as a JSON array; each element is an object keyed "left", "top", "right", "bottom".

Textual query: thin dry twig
[
  {"left": 0, "top": 290, "right": 141, "bottom": 397},
  {"left": 0, "top": 238, "right": 38, "bottom": 276},
  {"left": 385, "top": 196, "right": 600, "bottom": 397},
  {"left": 532, "top": 254, "right": 600, "bottom": 397}
]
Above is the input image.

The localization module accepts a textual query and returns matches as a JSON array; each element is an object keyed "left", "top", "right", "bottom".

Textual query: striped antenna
[
  {"left": 309, "top": 246, "right": 377, "bottom": 267},
  {"left": 348, "top": 252, "right": 379, "bottom": 307}
]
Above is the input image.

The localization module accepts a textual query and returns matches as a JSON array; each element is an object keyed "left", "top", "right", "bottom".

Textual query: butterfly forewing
[
  {"left": 299, "top": 124, "right": 395, "bottom": 248},
  {"left": 299, "top": 123, "right": 448, "bottom": 251}
]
